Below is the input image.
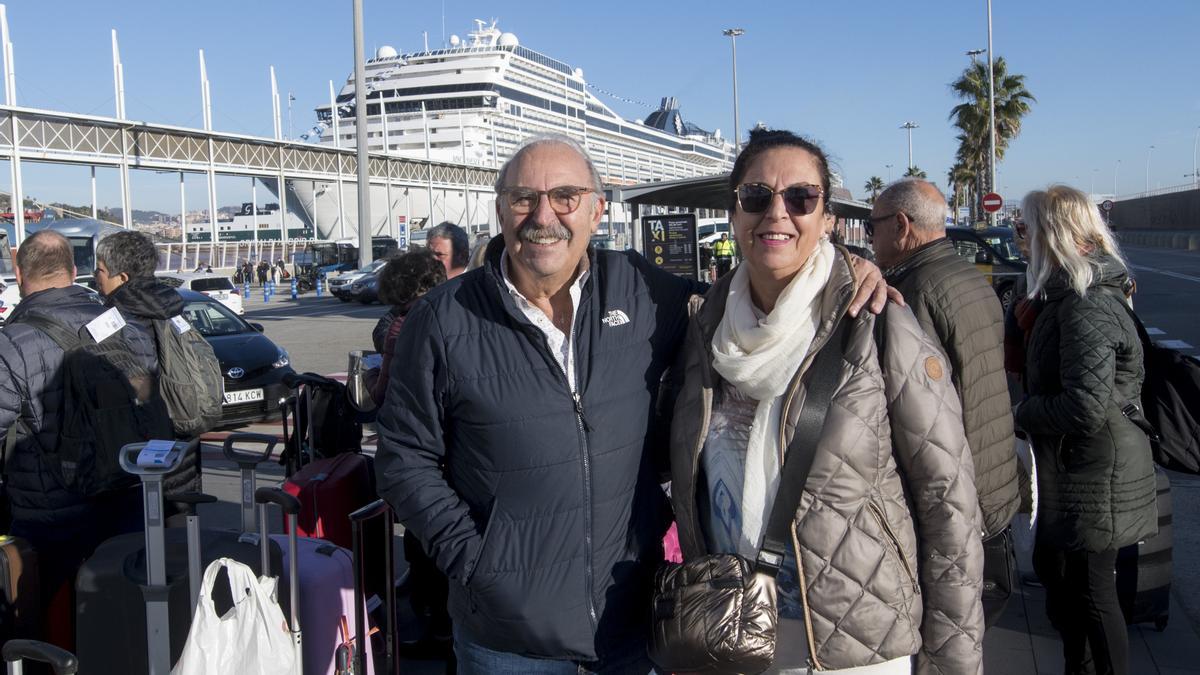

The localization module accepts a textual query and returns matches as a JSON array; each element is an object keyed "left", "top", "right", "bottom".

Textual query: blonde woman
[{"left": 1015, "top": 185, "right": 1157, "bottom": 675}]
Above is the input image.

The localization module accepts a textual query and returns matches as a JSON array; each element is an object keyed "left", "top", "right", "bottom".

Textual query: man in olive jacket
[{"left": 872, "top": 180, "right": 1020, "bottom": 621}]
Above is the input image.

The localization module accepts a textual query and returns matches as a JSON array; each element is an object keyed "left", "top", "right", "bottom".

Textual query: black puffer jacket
[
  {"left": 885, "top": 238, "right": 1019, "bottom": 537},
  {"left": 0, "top": 285, "right": 117, "bottom": 527},
  {"left": 1014, "top": 255, "right": 1157, "bottom": 552},
  {"left": 375, "top": 238, "right": 698, "bottom": 661},
  {"left": 105, "top": 278, "right": 200, "bottom": 497}
]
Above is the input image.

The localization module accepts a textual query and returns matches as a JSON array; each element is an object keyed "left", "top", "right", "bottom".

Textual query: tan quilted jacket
[{"left": 669, "top": 249, "right": 985, "bottom": 674}]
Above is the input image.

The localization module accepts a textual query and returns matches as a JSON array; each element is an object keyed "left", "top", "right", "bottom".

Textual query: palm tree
[
  {"left": 863, "top": 176, "right": 885, "bottom": 203},
  {"left": 904, "top": 166, "right": 928, "bottom": 179},
  {"left": 949, "top": 57, "right": 1035, "bottom": 221}
]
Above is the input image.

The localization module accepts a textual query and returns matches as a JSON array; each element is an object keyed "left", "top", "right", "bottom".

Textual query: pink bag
[
  {"left": 662, "top": 522, "right": 683, "bottom": 563},
  {"left": 271, "top": 535, "right": 374, "bottom": 675}
]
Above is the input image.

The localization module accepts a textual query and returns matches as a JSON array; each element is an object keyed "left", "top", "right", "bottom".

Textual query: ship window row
[
  {"left": 584, "top": 114, "right": 730, "bottom": 161},
  {"left": 502, "top": 70, "right": 585, "bottom": 105},
  {"left": 512, "top": 46, "right": 574, "bottom": 76}
]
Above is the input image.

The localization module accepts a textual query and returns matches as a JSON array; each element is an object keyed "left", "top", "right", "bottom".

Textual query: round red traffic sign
[
  {"left": 982, "top": 192, "right": 1004, "bottom": 213},
  {"left": 1101, "top": 199, "right": 1114, "bottom": 212}
]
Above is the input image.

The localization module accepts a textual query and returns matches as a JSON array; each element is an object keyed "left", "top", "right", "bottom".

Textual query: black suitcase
[
  {"left": 1116, "top": 466, "right": 1172, "bottom": 630},
  {"left": 75, "top": 435, "right": 286, "bottom": 674}
]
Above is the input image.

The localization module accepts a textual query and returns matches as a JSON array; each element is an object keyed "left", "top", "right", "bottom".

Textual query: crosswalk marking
[
  {"left": 1158, "top": 339, "right": 1194, "bottom": 351},
  {"left": 1146, "top": 327, "right": 1166, "bottom": 336}
]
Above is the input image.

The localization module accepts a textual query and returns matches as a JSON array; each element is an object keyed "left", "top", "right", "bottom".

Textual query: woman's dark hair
[
  {"left": 377, "top": 248, "right": 447, "bottom": 307},
  {"left": 728, "top": 128, "right": 833, "bottom": 216}
]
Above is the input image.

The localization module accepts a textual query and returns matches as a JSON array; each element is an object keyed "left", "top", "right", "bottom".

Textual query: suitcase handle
[
  {"left": 167, "top": 491, "right": 218, "bottom": 517},
  {"left": 222, "top": 432, "right": 279, "bottom": 468},
  {"left": 117, "top": 439, "right": 198, "bottom": 477},
  {"left": 2, "top": 639, "right": 79, "bottom": 675},
  {"left": 349, "top": 499, "right": 395, "bottom": 675},
  {"left": 255, "top": 487, "right": 300, "bottom": 515}
]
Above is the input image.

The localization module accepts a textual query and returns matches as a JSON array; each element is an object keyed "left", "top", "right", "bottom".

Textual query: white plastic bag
[{"left": 171, "top": 557, "right": 297, "bottom": 675}]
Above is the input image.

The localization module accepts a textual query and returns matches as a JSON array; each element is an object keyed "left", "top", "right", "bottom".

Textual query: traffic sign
[
  {"left": 1101, "top": 199, "right": 1114, "bottom": 212},
  {"left": 982, "top": 192, "right": 1004, "bottom": 213}
]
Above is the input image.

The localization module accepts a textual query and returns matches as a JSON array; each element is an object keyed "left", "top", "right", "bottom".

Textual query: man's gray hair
[
  {"left": 96, "top": 229, "right": 159, "bottom": 279},
  {"left": 494, "top": 134, "right": 604, "bottom": 195},
  {"left": 425, "top": 221, "right": 470, "bottom": 269},
  {"left": 877, "top": 178, "right": 948, "bottom": 233}
]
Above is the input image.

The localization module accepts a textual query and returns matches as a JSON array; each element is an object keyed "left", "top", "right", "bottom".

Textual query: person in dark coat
[
  {"left": 256, "top": 260, "right": 269, "bottom": 286},
  {"left": 368, "top": 248, "right": 448, "bottom": 659},
  {"left": 95, "top": 230, "right": 202, "bottom": 499},
  {"left": 873, "top": 178, "right": 1021, "bottom": 627},
  {"left": 1014, "top": 185, "right": 1157, "bottom": 675},
  {"left": 0, "top": 231, "right": 143, "bottom": 650}
]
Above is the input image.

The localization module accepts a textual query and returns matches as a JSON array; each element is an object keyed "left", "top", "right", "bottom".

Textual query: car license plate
[{"left": 223, "top": 388, "right": 264, "bottom": 405}]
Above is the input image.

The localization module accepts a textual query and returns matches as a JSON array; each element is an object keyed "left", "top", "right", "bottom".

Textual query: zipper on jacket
[
  {"left": 517, "top": 319, "right": 599, "bottom": 631},
  {"left": 867, "top": 501, "right": 920, "bottom": 593}
]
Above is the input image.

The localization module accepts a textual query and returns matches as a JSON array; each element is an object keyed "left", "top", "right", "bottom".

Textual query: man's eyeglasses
[
  {"left": 864, "top": 212, "right": 905, "bottom": 237},
  {"left": 734, "top": 183, "right": 824, "bottom": 215},
  {"left": 499, "top": 186, "right": 593, "bottom": 215}
]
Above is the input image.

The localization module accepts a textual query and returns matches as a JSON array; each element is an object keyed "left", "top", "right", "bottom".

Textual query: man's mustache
[{"left": 517, "top": 219, "right": 572, "bottom": 243}]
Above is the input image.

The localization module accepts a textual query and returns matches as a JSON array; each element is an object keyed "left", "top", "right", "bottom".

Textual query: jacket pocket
[
  {"left": 463, "top": 499, "right": 500, "bottom": 590},
  {"left": 867, "top": 500, "right": 919, "bottom": 594}
]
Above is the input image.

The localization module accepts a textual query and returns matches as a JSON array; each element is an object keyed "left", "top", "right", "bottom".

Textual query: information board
[{"left": 642, "top": 213, "right": 699, "bottom": 280}]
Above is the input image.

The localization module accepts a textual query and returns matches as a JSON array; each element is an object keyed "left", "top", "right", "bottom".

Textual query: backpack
[
  {"left": 154, "top": 316, "right": 224, "bottom": 438},
  {"left": 1112, "top": 300, "right": 1200, "bottom": 474},
  {"left": 280, "top": 373, "right": 362, "bottom": 470},
  {"left": 16, "top": 314, "right": 175, "bottom": 496}
]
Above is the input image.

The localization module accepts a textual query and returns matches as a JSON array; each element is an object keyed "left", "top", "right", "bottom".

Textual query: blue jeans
[{"left": 453, "top": 629, "right": 655, "bottom": 675}]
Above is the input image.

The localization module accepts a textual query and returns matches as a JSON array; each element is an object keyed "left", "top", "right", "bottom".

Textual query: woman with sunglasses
[
  {"left": 666, "top": 128, "right": 984, "bottom": 674},
  {"left": 1014, "top": 185, "right": 1156, "bottom": 675}
]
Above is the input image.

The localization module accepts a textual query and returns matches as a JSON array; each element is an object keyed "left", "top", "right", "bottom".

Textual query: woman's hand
[{"left": 848, "top": 255, "right": 905, "bottom": 317}]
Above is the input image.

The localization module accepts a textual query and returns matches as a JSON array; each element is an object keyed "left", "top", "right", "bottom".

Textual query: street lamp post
[
  {"left": 885, "top": 164, "right": 893, "bottom": 182},
  {"left": 1193, "top": 126, "right": 1199, "bottom": 188},
  {"left": 1114, "top": 159, "right": 1120, "bottom": 196},
  {"left": 352, "top": 0, "right": 372, "bottom": 270},
  {"left": 722, "top": 28, "right": 744, "bottom": 152},
  {"left": 986, "top": 0, "right": 998, "bottom": 226},
  {"left": 966, "top": 48, "right": 985, "bottom": 64},
  {"left": 900, "top": 121, "right": 918, "bottom": 170},
  {"left": 1146, "top": 145, "right": 1155, "bottom": 193}
]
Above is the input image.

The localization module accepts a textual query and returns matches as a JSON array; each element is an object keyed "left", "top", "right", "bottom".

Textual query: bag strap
[{"left": 756, "top": 315, "right": 850, "bottom": 576}]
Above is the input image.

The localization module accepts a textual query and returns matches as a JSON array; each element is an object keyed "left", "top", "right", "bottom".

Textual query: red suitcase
[{"left": 283, "top": 452, "right": 376, "bottom": 551}]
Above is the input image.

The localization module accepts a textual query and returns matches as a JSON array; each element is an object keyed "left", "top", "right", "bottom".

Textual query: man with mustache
[{"left": 375, "top": 134, "right": 891, "bottom": 673}]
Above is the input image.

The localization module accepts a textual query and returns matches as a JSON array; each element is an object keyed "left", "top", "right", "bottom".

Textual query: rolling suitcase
[
  {"left": 1116, "top": 466, "right": 1172, "bottom": 630},
  {"left": 0, "top": 536, "right": 39, "bottom": 646},
  {"left": 75, "top": 436, "right": 286, "bottom": 675},
  {"left": 280, "top": 382, "right": 385, "bottom": 597},
  {"left": 2, "top": 639, "right": 78, "bottom": 675},
  {"left": 258, "top": 488, "right": 375, "bottom": 675},
  {"left": 348, "top": 499, "right": 397, "bottom": 675}
]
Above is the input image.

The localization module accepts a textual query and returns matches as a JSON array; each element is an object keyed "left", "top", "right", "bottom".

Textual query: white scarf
[{"left": 710, "top": 239, "right": 835, "bottom": 558}]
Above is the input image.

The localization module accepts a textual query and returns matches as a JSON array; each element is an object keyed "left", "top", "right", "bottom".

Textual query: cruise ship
[{"left": 284, "top": 19, "right": 735, "bottom": 242}]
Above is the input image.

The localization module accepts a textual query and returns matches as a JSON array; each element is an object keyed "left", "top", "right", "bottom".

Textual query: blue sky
[{"left": 4, "top": 0, "right": 1199, "bottom": 213}]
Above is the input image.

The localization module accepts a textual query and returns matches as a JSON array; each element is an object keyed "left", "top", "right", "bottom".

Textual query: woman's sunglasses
[{"left": 735, "top": 183, "right": 824, "bottom": 215}]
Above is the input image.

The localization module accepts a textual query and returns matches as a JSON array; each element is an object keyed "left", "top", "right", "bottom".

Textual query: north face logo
[{"left": 602, "top": 309, "right": 630, "bottom": 327}]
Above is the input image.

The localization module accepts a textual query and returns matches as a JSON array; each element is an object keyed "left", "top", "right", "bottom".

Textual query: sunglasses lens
[
  {"left": 738, "top": 184, "right": 773, "bottom": 213},
  {"left": 783, "top": 186, "right": 819, "bottom": 215}
]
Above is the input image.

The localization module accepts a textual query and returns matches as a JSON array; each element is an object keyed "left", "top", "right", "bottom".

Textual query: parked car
[
  {"left": 177, "top": 289, "right": 294, "bottom": 428},
  {"left": 945, "top": 226, "right": 1027, "bottom": 311},
  {"left": 329, "top": 258, "right": 387, "bottom": 301},
  {"left": 159, "top": 272, "right": 244, "bottom": 315},
  {"left": 347, "top": 269, "right": 382, "bottom": 305}
]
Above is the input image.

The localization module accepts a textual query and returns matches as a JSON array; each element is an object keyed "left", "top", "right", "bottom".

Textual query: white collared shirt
[{"left": 500, "top": 250, "right": 590, "bottom": 393}]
